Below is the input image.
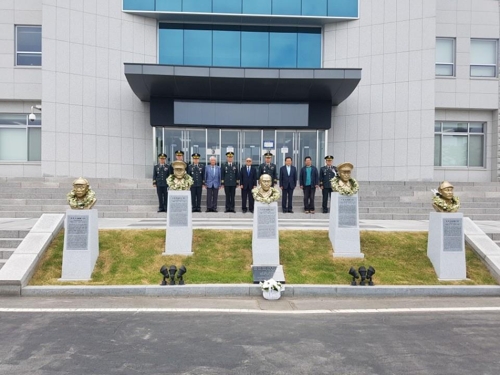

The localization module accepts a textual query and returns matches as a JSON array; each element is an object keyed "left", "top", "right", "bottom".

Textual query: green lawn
[{"left": 29, "top": 230, "right": 498, "bottom": 286}]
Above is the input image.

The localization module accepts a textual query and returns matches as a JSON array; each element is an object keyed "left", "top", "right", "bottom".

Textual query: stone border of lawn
[{"left": 21, "top": 284, "right": 500, "bottom": 297}]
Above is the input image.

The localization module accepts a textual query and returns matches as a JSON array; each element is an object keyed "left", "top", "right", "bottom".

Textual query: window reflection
[
  {"left": 241, "top": 29, "right": 269, "bottom": 67},
  {"left": 302, "top": 0, "right": 327, "bottom": 16},
  {"left": 213, "top": 29, "right": 240, "bottom": 66},
  {"left": 272, "top": 0, "right": 301, "bottom": 15},
  {"left": 213, "top": 0, "right": 242, "bottom": 13},
  {"left": 184, "top": 28, "right": 212, "bottom": 66},
  {"left": 270, "top": 31, "right": 297, "bottom": 68},
  {"left": 242, "top": 0, "right": 271, "bottom": 14},
  {"left": 183, "top": 0, "right": 211, "bottom": 12}
]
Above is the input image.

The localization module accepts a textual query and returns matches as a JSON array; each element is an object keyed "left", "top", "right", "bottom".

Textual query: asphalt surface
[{"left": 1, "top": 296, "right": 500, "bottom": 375}]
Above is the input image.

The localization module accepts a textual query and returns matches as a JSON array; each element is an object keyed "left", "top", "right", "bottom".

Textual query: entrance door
[
  {"left": 276, "top": 130, "right": 323, "bottom": 168},
  {"left": 221, "top": 130, "right": 240, "bottom": 167},
  {"left": 276, "top": 131, "right": 296, "bottom": 168},
  {"left": 241, "top": 130, "right": 261, "bottom": 168}
]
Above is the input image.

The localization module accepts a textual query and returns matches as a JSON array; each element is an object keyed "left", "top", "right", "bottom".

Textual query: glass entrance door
[
  {"left": 221, "top": 130, "right": 240, "bottom": 167},
  {"left": 241, "top": 130, "right": 261, "bottom": 168}
]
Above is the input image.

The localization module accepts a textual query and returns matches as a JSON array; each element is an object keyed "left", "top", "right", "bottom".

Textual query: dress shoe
[
  {"left": 157, "top": 209, "right": 165, "bottom": 213},
  {"left": 288, "top": 210, "right": 294, "bottom": 213},
  {"left": 213, "top": 209, "right": 218, "bottom": 213},
  {"left": 282, "top": 209, "right": 287, "bottom": 213},
  {"left": 323, "top": 209, "right": 328, "bottom": 214},
  {"left": 311, "top": 211, "right": 315, "bottom": 214},
  {"left": 242, "top": 209, "right": 247, "bottom": 213},
  {"left": 305, "top": 210, "right": 310, "bottom": 214},
  {"left": 249, "top": 210, "right": 253, "bottom": 213}
]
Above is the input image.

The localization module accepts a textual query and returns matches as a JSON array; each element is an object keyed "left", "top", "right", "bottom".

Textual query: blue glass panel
[
  {"left": 156, "top": 0, "right": 182, "bottom": 11},
  {"left": 297, "top": 31, "right": 321, "bottom": 68},
  {"left": 242, "top": 0, "right": 271, "bottom": 14},
  {"left": 213, "top": 0, "right": 242, "bottom": 14},
  {"left": 269, "top": 31, "right": 297, "bottom": 68},
  {"left": 272, "top": 0, "right": 301, "bottom": 16},
  {"left": 159, "top": 27, "right": 184, "bottom": 64},
  {"left": 302, "top": 0, "right": 327, "bottom": 16},
  {"left": 183, "top": 0, "right": 211, "bottom": 12},
  {"left": 241, "top": 29, "right": 269, "bottom": 67},
  {"left": 213, "top": 30, "right": 241, "bottom": 66},
  {"left": 328, "top": 0, "right": 358, "bottom": 17},
  {"left": 123, "top": 0, "right": 155, "bottom": 11},
  {"left": 17, "top": 26, "right": 41, "bottom": 52},
  {"left": 184, "top": 29, "right": 212, "bottom": 65}
]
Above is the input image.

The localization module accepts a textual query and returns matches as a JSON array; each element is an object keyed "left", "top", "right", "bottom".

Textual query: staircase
[
  {"left": 0, "top": 229, "right": 29, "bottom": 270},
  {"left": 0, "top": 177, "right": 499, "bottom": 220}
]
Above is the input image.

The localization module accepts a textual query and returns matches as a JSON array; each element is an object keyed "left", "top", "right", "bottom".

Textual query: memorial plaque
[
  {"left": 338, "top": 196, "right": 357, "bottom": 227},
  {"left": 257, "top": 206, "right": 277, "bottom": 239},
  {"left": 252, "top": 266, "right": 278, "bottom": 283},
  {"left": 443, "top": 218, "right": 463, "bottom": 252},
  {"left": 66, "top": 215, "right": 89, "bottom": 250},
  {"left": 168, "top": 195, "right": 188, "bottom": 227}
]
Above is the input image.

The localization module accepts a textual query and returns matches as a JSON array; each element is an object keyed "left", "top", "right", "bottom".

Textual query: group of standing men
[{"left": 153, "top": 150, "right": 340, "bottom": 214}]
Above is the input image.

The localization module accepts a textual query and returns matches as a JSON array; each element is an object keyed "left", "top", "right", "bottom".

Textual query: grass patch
[{"left": 30, "top": 230, "right": 498, "bottom": 286}]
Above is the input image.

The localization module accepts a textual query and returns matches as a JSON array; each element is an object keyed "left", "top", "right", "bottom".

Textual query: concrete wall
[
  {"left": 40, "top": 0, "right": 156, "bottom": 178},
  {"left": 324, "top": 0, "right": 436, "bottom": 181}
]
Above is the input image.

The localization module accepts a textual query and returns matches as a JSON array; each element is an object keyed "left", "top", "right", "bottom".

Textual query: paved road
[{"left": 1, "top": 297, "right": 500, "bottom": 374}]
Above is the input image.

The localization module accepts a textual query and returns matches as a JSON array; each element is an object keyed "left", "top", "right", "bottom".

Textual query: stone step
[
  {"left": 0, "top": 248, "right": 15, "bottom": 259},
  {"left": 0, "top": 238, "right": 23, "bottom": 248},
  {"left": 0, "top": 259, "right": 6, "bottom": 270},
  {"left": 0, "top": 230, "right": 30, "bottom": 238}
]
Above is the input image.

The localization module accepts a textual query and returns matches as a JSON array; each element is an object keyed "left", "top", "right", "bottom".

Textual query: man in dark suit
[
  {"left": 221, "top": 151, "right": 240, "bottom": 213},
  {"left": 279, "top": 156, "right": 297, "bottom": 213},
  {"left": 204, "top": 156, "right": 221, "bottom": 212},
  {"left": 319, "top": 155, "right": 338, "bottom": 213},
  {"left": 258, "top": 152, "right": 278, "bottom": 186},
  {"left": 240, "top": 157, "right": 257, "bottom": 213},
  {"left": 299, "top": 156, "right": 319, "bottom": 214},
  {"left": 152, "top": 153, "right": 169, "bottom": 213},
  {"left": 188, "top": 153, "right": 205, "bottom": 212}
]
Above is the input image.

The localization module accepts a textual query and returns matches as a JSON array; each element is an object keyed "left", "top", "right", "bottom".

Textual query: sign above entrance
[{"left": 263, "top": 141, "right": 274, "bottom": 149}]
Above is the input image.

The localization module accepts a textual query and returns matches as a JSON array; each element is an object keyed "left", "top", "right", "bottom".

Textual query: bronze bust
[
  {"left": 330, "top": 162, "right": 359, "bottom": 196},
  {"left": 67, "top": 177, "right": 97, "bottom": 209},
  {"left": 432, "top": 181, "right": 460, "bottom": 213},
  {"left": 167, "top": 160, "right": 193, "bottom": 191},
  {"left": 252, "top": 174, "right": 280, "bottom": 204}
]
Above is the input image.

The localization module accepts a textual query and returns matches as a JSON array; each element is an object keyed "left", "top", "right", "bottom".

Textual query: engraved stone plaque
[
  {"left": 252, "top": 266, "right": 277, "bottom": 283},
  {"left": 443, "top": 218, "right": 463, "bottom": 252},
  {"left": 66, "top": 215, "right": 89, "bottom": 250},
  {"left": 338, "top": 196, "right": 357, "bottom": 227},
  {"left": 257, "top": 205, "right": 277, "bottom": 239},
  {"left": 168, "top": 194, "right": 188, "bottom": 227}
]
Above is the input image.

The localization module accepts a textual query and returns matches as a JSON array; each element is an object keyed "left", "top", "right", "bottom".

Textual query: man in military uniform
[
  {"left": 153, "top": 153, "right": 169, "bottom": 212},
  {"left": 169, "top": 150, "right": 185, "bottom": 175},
  {"left": 221, "top": 151, "right": 240, "bottom": 213},
  {"left": 258, "top": 152, "right": 278, "bottom": 186},
  {"left": 188, "top": 153, "right": 205, "bottom": 212},
  {"left": 319, "top": 155, "right": 338, "bottom": 213}
]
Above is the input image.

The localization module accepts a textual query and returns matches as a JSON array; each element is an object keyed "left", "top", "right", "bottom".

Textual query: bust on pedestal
[
  {"left": 251, "top": 174, "right": 285, "bottom": 283},
  {"left": 428, "top": 181, "right": 466, "bottom": 280},
  {"left": 61, "top": 178, "right": 99, "bottom": 281},
  {"left": 164, "top": 161, "right": 194, "bottom": 255},
  {"left": 329, "top": 163, "right": 363, "bottom": 258}
]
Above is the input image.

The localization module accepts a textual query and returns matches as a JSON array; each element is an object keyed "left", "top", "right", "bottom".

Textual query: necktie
[
  {"left": 247, "top": 167, "right": 250, "bottom": 176},
  {"left": 287, "top": 166, "right": 290, "bottom": 176},
  {"left": 212, "top": 167, "right": 215, "bottom": 176}
]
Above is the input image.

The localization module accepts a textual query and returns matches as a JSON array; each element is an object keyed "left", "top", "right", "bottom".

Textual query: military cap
[
  {"left": 337, "top": 162, "right": 354, "bottom": 171},
  {"left": 226, "top": 151, "right": 234, "bottom": 157},
  {"left": 191, "top": 153, "right": 201, "bottom": 159},
  {"left": 324, "top": 155, "right": 334, "bottom": 161},
  {"left": 171, "top": 160, "right": 187, "bottom": 169},
  {"left": 439, "top": 181, "right": 454, "bottom": 190},
  {"left": 264, "top": 152, "right": 273, "bottom": 157},
  {"left": 158, "top": 153, "right": 167, "bottom": 159},
  {"left": 175, "top": 150, "right": 184, "bottom": 156}
]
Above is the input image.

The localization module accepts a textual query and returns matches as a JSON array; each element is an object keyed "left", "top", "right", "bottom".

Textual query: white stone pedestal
[
  {"left": 164, "top": 191, "right": 193, "bottom": 255},
  {"left": 427, "top": 212, "right": 466, "bottom": 280},
  {"left": 251, "top": 202, "right": 285, "bottom": 283},
  {"left": 329, "top": 193, "right": 364, "bottom": 258},
  {"left": 60, "top": 209, "right": 99, "bottom": 281}
]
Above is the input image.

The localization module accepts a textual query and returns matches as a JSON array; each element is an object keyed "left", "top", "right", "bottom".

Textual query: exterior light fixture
[
  {"left": 358, "top": 266, "right": 367, "bottom": 286},
  {"left": 159, "top": 265, "right": 169, "bottom": 285},
  {"left": 168, "top": 265, "right": 177, "bottom": 285},
  {"left": 177, "top": 265, "right": 187, "bottom": 285},
  {"left": 348, "top": 266, "right": 360, "bottom": 286},
  {"left": 366, "top": 266, "right": 376, "bottom": 286}
]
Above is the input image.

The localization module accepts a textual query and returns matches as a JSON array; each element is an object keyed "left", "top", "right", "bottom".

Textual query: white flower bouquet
[{"left": 259, "top": 278, "right": 284, "bottom": 300}]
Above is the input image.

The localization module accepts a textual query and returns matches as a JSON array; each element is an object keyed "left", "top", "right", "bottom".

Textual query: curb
[{"left": 21, "top": 284, "right": 500, "bottom": 298}]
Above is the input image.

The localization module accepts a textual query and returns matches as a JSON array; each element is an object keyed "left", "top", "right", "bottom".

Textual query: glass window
[
  {"left": 213, "top": 0, "right": 242, "bottom": 14},
  {"left": 269, "top": 30, "right": 297, "bottom": 68},
  {"left": 213, "top": 29, "right": 241, "bottom": 67},
  {"left": 15, "top": 26, "right": 42, "bottom": 66},
  {"left": 436, "top": 38, "right": 455, "bottom": 76},
  {"left": 183, "top": 0, "right": 211, "bottom": 12},
  {"left": 28, "top": 127, "right": 41, "bottom": 161},
  {"left": 241, "top": 28, "right": 269, "bottom": 67},
  {"left": 297, "top": 30, "right": 321, "bottom": 68},
  {"left": 434, "top": 121, "right": 485, "bottom": 167},
  {"left": 302, "top": 0, "right": 327, "bottom": 16},
  {"left": 159, "top": 27, "right": 184, "bottom": 64},
  {"left": 243, "top": 0, "right": 271, "bottom": 14},
  {"left": 0, "top": 113, "right": 28, "bottom": 125},
  {"left": 272, "top": 0, "right": 301, "bottom": 15},
  {"left": 470, "top": 39, "right": 498, "bottom": 77},
  {"left": 123, "top": 0, "right": 155, "bottom": 10},
  {"left": 156, "top": 0, "right": 182, "bottom": 11},
  {"left": 184, "top": 28, "right": 212, "bottom": 66},
  {"left": 0, "top": 113, "right": 41, "bottom": 162},
  {"left": 0, "top": 128, "right": 27, "bottom": 161},
  {"left": 328, "top": 0, "right": 358, "bottom": 17}
]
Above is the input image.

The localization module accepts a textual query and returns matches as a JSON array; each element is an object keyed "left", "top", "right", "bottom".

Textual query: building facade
[{"left": 0, "top": 0, "right": 499, "bottom": 182}]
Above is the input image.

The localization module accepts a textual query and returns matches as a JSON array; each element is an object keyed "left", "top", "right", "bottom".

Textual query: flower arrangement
[
  {"left": 432, "top": 194, "right": 460, "bottom": 212},
  {"left": 330, "top": 177, "right": 359, "bottom": 196},
  {"left": 67, "top": 188, "right": 96, "bottom": 209},
  {"left": 260, "top": 278, "right": 284, "bottom": 292},
  {"left": 251, "top": 187, "right": 281, "bottom": 204},
  {"left": 167, "top": 174, "right": 194, "bottom": 191}
]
